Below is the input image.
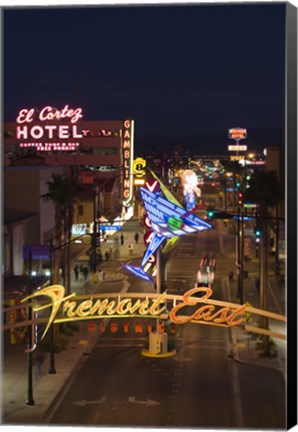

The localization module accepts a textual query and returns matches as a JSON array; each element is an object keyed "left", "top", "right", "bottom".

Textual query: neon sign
[
  {"left": 16, "top": 105, "right": 83, "bottom": 151},
  {"left": 19, "top": 285, "right": 286, "bottom": 342},
  {"left": 133, "top": 157, "right": 146, "bottom": 178},
  {"left": 123, "top": 186, "right": 212, "bottom": 282},
  {"left": 122, "top": 119, "right": 134, "bottom": 207},
  {"left": 140, "top": 187, "right": 211, "bottom": 238},
  {"left": 228, "top": 127, "right": 247, "bottom": 140},
  {"left": 180, "top": 169, "right": 201, "bottom": 211},
  {"left": 228, "top": 145, "right": 248, "bottom": 151}
]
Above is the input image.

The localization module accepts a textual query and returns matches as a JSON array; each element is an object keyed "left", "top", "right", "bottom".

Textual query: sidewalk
[
  {"left": 2, "top": 269, "right": 131, "bottom": 425},
  {"left": 1, "top": 219, "right": 146, "bottom": 425},
  {"left": 227, "top": 274, "right": 286, "bottom": 379},
  {"left": 217, "top": 216, "right": 287, "bottom": 380}
]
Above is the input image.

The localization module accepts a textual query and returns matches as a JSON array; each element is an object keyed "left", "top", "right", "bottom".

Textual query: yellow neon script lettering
[
  {"left": 23, "top": 285, "right": 247, "bottom": 338},
  {"left": 169, "top": 287, "right": 245, "bottom": 326},
  {"left": 22, "top": 285, "right": 75, "bottom": 338}
]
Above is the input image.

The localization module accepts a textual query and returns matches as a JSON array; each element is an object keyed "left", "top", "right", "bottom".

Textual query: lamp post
[
  {"left": 91, "top": 183, "right": 99, "bottom": 274},
  {"left": 25, "top": 250, "right": 35, "bottom": 405},
  {"left": 236, "top": 207, "right": 244, "bottom": 304},
  {"left": 48, "top": 238, "right": 56, "bottom": 374}
]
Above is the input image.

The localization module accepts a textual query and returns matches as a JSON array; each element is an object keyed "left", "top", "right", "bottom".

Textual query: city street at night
[{"left": 2, "top": 1, "right": 296, "bottom": 431}]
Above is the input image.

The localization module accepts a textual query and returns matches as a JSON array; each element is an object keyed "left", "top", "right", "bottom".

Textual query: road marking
[
  {"left": 128, "top": 396, "right": 160, "bottom": 407},
  {"left": 73, "top": 396, "right": 107, "bottom": 407}
]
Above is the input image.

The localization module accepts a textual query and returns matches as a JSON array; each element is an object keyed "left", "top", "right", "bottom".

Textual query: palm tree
[
  {"left": 245, "top": 170, "right": 284, "bottom": 354},
  {"left": 41, "top": 174, "right": 83, "bottom": 291},
  {"left": 42, "top": 174, "right": 68, "bottom": 285},
  {"left": 63, "top": 176, "right": 84, "bottom": 294}
]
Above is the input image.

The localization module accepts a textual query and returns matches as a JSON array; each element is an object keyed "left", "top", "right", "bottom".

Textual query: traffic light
[
  {"left": 236, "top": 181, "right": 241, "bottom": 188},
  {"left": 207, "top": 208, "right": 214, "bottom": 219},
  {"left": 238, "top": 192, "right": 243, "bottom": 206},
  {"left": 254, "top": 226, "right": 262, "bottom": 241}
]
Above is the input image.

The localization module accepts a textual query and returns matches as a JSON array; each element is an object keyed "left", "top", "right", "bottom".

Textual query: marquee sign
[
  {"left": 230, "top": 155, "right": 245, "bottom": 161},
  {"left": 122, "top": 120, "right": 134, "bottom": 207},
  {"left": 17, "top": 285, "right": 286, "bottom": 342},
  {"left": 228, "top": 145, "right": 247, "bottom": 152},
  {"left": 16, "top": 105, "right": 83, "bottom": 151},
  {"left": 228, "top": 127, "right": 247, "bottom": 140},
  {"left": 133, "top": 157, "right": 146, "bottom": 178}
]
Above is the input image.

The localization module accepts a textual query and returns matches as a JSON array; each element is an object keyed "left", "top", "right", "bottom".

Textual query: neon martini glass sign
[{"left": 122, "top": 187, "right": 213, "bottom": 282}]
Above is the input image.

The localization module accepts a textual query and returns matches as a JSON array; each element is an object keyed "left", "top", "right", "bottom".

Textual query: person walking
[
  {"left": 134, "top": 232, "right": 139, "bottom": 244},
  {"left": 79, "top": 264, "right": 84, "bottom": 279},
  {"left": 120, "top": 233, "right": 124, "bottom": 245},
  {"left": 74, "top": 264, "right": 79, "bottom": 281},
  {"left": 83, "top": 265, "right": 89, "bottom": 281}
]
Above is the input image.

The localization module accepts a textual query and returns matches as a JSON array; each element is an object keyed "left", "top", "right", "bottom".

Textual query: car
[{"left": 196, "top": 255, "right": 216, "bottom": 285}]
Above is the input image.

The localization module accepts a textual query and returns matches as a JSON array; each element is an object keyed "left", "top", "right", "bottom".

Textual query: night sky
[{"left": 3, "top": 2, "right": 286, "bottom": 155}]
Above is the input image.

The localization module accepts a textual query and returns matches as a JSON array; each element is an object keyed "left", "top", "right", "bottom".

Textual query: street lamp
[
  {"left": 91, "top": 183, "right": 99, "bottom": 274},
  {"left": 25, "top": 250, "right": 35, "bottom": 405},
  {"left": 48, "top": 238, "right": 56, "bottom": 374}
]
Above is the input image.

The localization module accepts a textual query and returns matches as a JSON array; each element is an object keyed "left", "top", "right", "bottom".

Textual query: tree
[
  {"left": 245, "top": 170, "right": 284, "bottom": 354},
  {"left": 41, "top": 174, "right": 83, "bottom": 292},
  {"left": 63, "top": 176, "right": 83, "bottom": 294}
]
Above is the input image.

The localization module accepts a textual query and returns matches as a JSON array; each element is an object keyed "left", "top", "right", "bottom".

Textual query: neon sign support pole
[
  {"left": 240, "top": 212, "right": 244, "bottom": 305},
  {"left": 237, "top": 207, "right": 244, "bottom": 304},
  {"left": 156, "top": 246, "right": 162, "bottom": 331},
  {"left": 25, "top": 250, "right": 35, "bottom": 406}
]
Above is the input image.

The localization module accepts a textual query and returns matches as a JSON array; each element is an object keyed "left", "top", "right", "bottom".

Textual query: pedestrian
[
  {"left": 83, "top": 266, "right": 89, "bottom": 281},
  {"left": 134, "top": 232, "right": 139, "bottom": 244},
  {"left": 74, "top": 264, "right": 79, "bottom": 281},
  {"left": 120, "top": 233, "right": 124, "bottom": 245},
  {"left": 79, "top": 264, "right": 84, "bottom": 279},
  {"left": 105, "top": 251, "right": 109, "bottom": 262}
]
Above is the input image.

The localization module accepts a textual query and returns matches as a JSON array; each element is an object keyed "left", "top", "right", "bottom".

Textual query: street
[{"left": 47, "top": 218, "right": 286, "bottom": 429}]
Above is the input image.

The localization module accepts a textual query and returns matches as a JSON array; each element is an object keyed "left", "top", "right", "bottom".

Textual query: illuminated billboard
[
  {"left": 122, "top": 119, "right": 134, "bottom": 207},
  {"left": 228, "top": 145, "right": 248, "bottom": 151},
  {"left": 228, "top": 127, "right": 247, "bottom": 140},
  {"left": 16, "top": 105, "right": 83, "bottom": 151}
]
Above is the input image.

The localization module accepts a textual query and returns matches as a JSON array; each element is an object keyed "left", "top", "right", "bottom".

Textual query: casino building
[
  {"left": 3, "top": 106, "right": 135, "bottom": 275},
  {"left": 4, "top": 106, "right": 135, "bottom": 217}
]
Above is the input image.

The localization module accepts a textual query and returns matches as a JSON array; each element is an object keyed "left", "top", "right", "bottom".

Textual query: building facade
[{"left": 4, "top": 107, "right": 135, "bottom": 214}]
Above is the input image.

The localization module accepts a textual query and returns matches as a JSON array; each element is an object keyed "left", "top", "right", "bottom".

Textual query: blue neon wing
[
  {"left": 121, "top": 264, "right": 154, "bottom": 283},
  {"left": 140, "top": 233, "right": 164, "bottom": 267}
]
